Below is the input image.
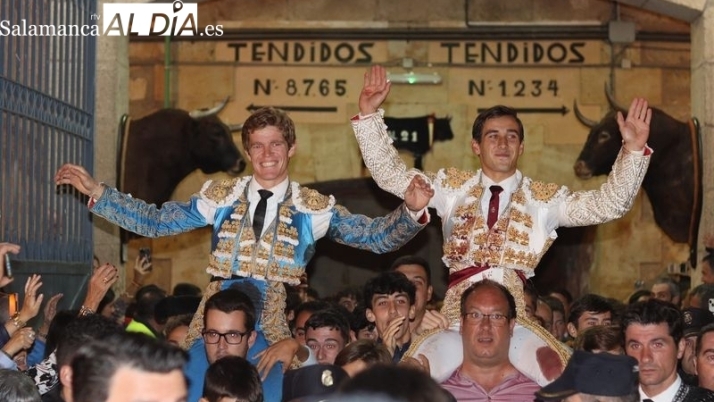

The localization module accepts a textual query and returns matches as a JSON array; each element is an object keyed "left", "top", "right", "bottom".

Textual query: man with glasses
[
  {"left": 441, "top": 280, "right": 539, "bottom": 401},
  {"left": 189, "top": 287, "right": 279, "bottom": 402}
]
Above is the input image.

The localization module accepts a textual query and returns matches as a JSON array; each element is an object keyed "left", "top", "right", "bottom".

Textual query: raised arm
[
  {"left": 559, "top": 98, "right": 652, "bottom": 227},
  {"left": 55, "top": 163, "right": 210, "bottom": 237},
  {"left": 327, "top": 176, "right": 431, "bottom": 253},
  {"left": 352, "top": 65, "right": 426, "bottom": 198}
]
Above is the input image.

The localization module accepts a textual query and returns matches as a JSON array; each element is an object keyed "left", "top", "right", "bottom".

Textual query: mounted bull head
[
  {"left": 118, "top": 97, "right": 247, "bottom": 209},
  {"left": 572, "top": 86, "right": 702, "bottom": 266}
]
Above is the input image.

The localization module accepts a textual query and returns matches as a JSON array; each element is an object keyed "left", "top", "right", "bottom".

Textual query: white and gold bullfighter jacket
[{"left": 351, "top": 109, "right": 651, "bottom": 384}]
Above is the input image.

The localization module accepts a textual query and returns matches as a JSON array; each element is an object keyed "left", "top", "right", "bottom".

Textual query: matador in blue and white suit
[
  {"left": 87, "top": 175, "right": 427, "bottom": 401},
  {"left": 57, "top": 107, "right": 430, "bottom": 402}
]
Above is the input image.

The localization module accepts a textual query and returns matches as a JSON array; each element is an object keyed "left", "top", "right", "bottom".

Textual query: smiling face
[
  {"left": 625, "top": 322, "right": 683, "bottom": 397},
  {"left": 246, "top": 126, "right": 296, "bottom": 188},
  {"left": 471, "top": 116, "right": 524, "bottom": 182}
]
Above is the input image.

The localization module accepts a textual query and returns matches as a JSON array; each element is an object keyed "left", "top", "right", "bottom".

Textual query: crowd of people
[{"left": 1, "top": 64, "right": 712, "bottom": 402}]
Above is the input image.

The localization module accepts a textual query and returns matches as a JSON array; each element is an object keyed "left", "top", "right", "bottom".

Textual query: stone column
[
  {"left": 691, "top": 0, "right": 714, "bottom": 283},
  {"left": 92, "top": 0, "right": 141, "bottom": 286}
]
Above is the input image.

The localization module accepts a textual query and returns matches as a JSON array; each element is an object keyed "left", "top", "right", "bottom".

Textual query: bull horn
[
  {"left": 227, "top": 124, "right": 243, "bottom": 132},
  {"left": 604, "top": 83, "right": 627, "bottom": 112},
  {"left": 573, "top": 100, "right": 598, "bottom": 128},
  {"left": 189, "top": 96, "right": 230, "bottom": 119}
]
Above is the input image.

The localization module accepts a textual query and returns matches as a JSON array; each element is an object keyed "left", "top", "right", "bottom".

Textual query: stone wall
[{"left": 122, "top": 0, "right": 694, "bottom": 300}]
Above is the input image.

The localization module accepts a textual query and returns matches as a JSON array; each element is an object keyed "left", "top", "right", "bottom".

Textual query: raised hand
[
  {"left": 38, "top": 293, "right": 63, "bottom": 341},
  {"left": 18, "top": 274, "right": 44, "bottom": 323},
  {"left": 254, "top": 338, "right": 304, "bottom": 379},
  {"left": 404, "top": 175, "right": 434, "bottom": 212},
  {"left": 0, "top": 242, "right": 20, "bottom": 287},
  {"left": 83, "top": 263, "right": 118, "bottom": 312},
  {"left": 381, "top": 315, "right": 407, "bottom": 356},
  {"left": 414, "top": 309, "right": 450, "bottom": 336},
  {"left": 54, "top": 163, "right": 104, "bottom": 199},
  {"left": 43, "top": 293, "right": 64, "bottom": 325},
  {"left": 359, "top": 65, "right": 391, "bottom": 115},
  {"left": 617, "top": 97, "right": 651, "bottom": 152}
]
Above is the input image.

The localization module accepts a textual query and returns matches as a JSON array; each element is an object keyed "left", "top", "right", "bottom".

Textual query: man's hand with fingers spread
[
  {"left": 415, "top": 310, "right": 449, "bottom": 336},
  {"left": 54, "top": 163, "right": 104, "bottom": 199},
  {"left": 359, "top": 65, "right": 391, "bottom": 116}
]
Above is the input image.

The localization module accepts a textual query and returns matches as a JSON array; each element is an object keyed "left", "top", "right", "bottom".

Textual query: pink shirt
[{"left": 441, "top": 367, "right": 539, "bottom": 402}]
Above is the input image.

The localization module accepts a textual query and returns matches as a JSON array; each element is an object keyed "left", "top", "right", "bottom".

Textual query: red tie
[{"left": 487, "top": 185, "right": 503, "bottom": 229}]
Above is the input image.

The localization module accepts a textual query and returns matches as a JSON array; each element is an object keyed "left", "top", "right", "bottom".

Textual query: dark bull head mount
[
  {"left": 117, "top": 97, "right": 247, "bottom": 209},
  {"left": 573, "top": 85, "right": 703, "bottom": 267}
]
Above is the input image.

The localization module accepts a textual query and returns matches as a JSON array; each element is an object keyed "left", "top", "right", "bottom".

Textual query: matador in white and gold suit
[{"left": 350, "top": 66, "right": 653, "bottom": 386}]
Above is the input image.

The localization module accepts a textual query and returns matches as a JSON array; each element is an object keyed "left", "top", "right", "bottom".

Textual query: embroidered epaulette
[
  {"left": 292, "top": 183, "right": 335, "bottom": 214},
  {"left": 437, "top": 167, "right": 476, "bottom": 190},
  {"left": 526, "top": 179, "right": 565, "bottom": 203},
  {"left": 423, "top": 171, "right": 438, "bottom": 182},
  {"left": 199, "top": 176, "right": 248, "bottom": 207}
]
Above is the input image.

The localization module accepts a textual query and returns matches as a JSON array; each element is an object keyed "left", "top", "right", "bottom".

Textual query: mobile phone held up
[
  {"left": 139, "top": 247, "right": 152, "bottom": 264},
  {"left": 4, "top": 254, "right": 13, "bottom": 278}
]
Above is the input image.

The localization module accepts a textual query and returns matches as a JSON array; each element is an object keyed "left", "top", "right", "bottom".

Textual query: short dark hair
[
  {"left": 349, "top": 305, "right": 375, "bottom": 333},
  {"left": 690, "top": 284, "right": 714, "bottom": 309},
  {"left": 203, "top": 288, "right": 256, "bottom": 332},
  {"left": 541, "top": 295, "right": 565, "bottom": 316},
  {"left": 550, "top": 288, "right": 574, "bottom": 305},
  {"left": 56, "top": 314, "right": 124, "bottom": 367},
  {"left": 339, "top": 365, "right": 454, "bottom": 402},
  {"left": 628, "top": 290, "right": 653, "bottom": 305},
  {"left": 202, "top": 356, "right": 263, "bottom": 402},
  {"left": 471, "top": 105, "right": 524, "bottom": 142},
  {"left": 172, "top": 283, "right": 202, "bottom": 297},
  {"left": 44, "top": 309, "right": 79, "bottom": 360},
  {"left": 294, "top": 300, "right": 332, "bottom": 321},
  {"left": 334, "top": 340, "right": 391, "bottom": 367},
  {"left": 71, "top": 332, "right": 188, "bottom": 402},
  {"left": 363, "top": 271, "right": 416, "bottom": 310},
  {"left": 334, "top": 286, "right": 362, "bottom": 305},
  {"left": 134, "top": 284, "right": 167, "bottom": 322},
  {"left": 568, "top": 294, "right": 613, "bottom": 326},
  {"left": 697, "top": 323, "right": 714, "bottom": 356},
  {"left": 460, "top": 280, "right": 517, "bottom": 320},
  {"left": 622, "top": 299, "right": 683, "bottom": 344},
  {"left": 523, "top": 281, "right": 539, "bottom": 310},
  {"left": 573, "top": 325, "right": 624, "bottom": 353},
  {"left": 241, "top": 107, "right": 296, "bottom": 151},
  {"left": 97, "top": 288, "right": 116, "bottom": 317},
  {"left": 0, "top": 369, "right": 41, "bottom": 402},
  {"left": 305, "top": 309, "right": 351, "bottom": 344},
  {"left": 390, "top": 255, "right": 432, "bottom": 286}
]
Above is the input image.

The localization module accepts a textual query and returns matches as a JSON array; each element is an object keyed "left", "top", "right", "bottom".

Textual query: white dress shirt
[{"left": 639, "top": 375, "right": 681, "bottom": 402}]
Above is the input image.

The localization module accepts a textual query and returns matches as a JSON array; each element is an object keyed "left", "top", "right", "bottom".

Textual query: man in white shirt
[
  {"left": 56, "top": 106, "right": 434, "bottom": 402},
  {"left": 623, "top": 299, "right": 714, "bottom": 401},
  {"left": 351, "top": 65, "right": 653, "bottom": 385}
]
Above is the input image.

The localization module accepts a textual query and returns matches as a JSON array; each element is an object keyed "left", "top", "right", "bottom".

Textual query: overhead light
[{"left": 387, "top": 71, "right": 442, "bottom": 85}]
